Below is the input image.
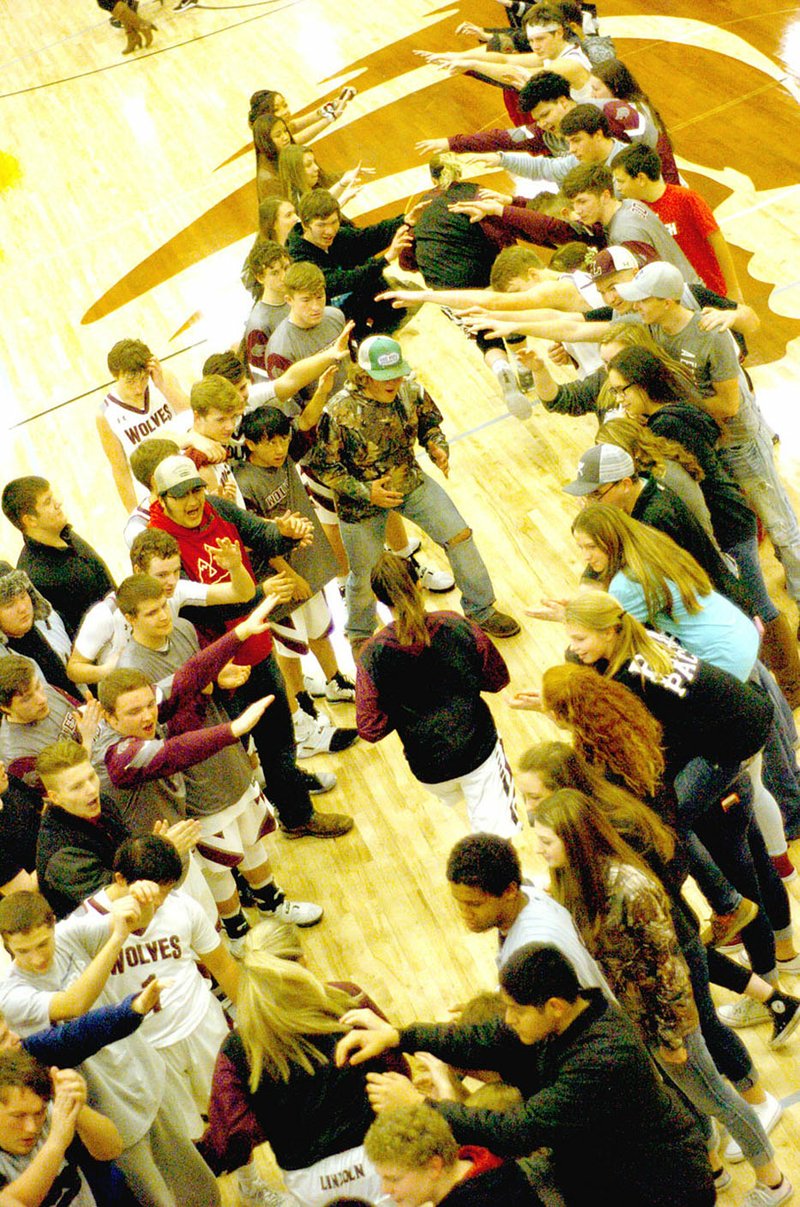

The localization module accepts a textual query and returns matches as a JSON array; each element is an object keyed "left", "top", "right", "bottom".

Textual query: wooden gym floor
[{"left": 2, "top": 0, "right": 800, "bottom": 1199}]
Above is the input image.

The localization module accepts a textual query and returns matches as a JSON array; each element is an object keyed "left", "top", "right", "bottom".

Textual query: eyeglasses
[
  {"left": 587, "top": 482, "right": 617, "bottom": 502},
  {"left": 609, "top": 382, "right": 637, "bottom": 399}
]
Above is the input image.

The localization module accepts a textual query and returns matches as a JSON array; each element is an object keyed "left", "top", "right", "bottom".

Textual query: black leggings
[{"left": 694, "top": 773, "right": 790, "bottom": 977}]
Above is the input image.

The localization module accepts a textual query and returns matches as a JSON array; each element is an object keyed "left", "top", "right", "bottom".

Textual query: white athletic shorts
[
  {"left": 271, "top": 590, "right": 333, "bottom": 660},
  {"left": 159, "top": 997, "right": 230, "bottom": 1138},
  {"left": 193, "top": 780, "right": 276, "bottom": 873},
  {"left": 421, "top": 737, "right": 521, "bottom": 838}
]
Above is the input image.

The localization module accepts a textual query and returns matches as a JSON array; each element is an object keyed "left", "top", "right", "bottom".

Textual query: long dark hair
[
  {"left": 591, "top": 59, "right": 667, "bottom": 133},
  {"left": 519, "top": 740, "right": 675, "bottom": 860},
  {"left": 536, "top": 788, "right": 657, "bottom": 942},
  {"left": 370, "top": 553, "right": 430, "bottom": 646},
  {"left": 608, "top": 346, "right": 698, "bottom": 405}
]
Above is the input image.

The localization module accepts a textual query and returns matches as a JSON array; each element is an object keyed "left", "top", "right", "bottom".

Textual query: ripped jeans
[{"left": 340, "top": 471, "right": 496, "bottom": 640}]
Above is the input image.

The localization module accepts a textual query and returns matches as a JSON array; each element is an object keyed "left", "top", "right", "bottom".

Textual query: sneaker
[
  {"left": 174, "top": 0, "right": 198, "bottom": 9},
  {"left": 227, "top": 934, "right": 248, "bottom": 959},
  {"left": 302, "top": 673, "right": 326, "bottom": 698},
  {"left": 293, "top": 710, "right": 359, "bottom": 758},
  {"left": 281, "top": 810, "right": 354, "bottom": 839},
  {"left": 325, "top": 671, "right": 356, "bottom": 702},
  {"left": 385, "top": 536, "right": 421, "bottom": 558},
  {"left": 718, "top": 998, "right": 771, "bottom": 1029},
  {"left": 478, "top": 610, "right": 521, "bottom": 638},
  {"left": 496, "top": 365, "right": 533, "bottom": 420},
  {"left": 299, "top": 768, "right": 337, "bottom": 794},
  {"left": 699, "top": 898, "right": 759, "bottom": 946},
  {"left": 769, "top": 992, "right": 800, "bottom": 1049},
  {"left": 415, "top": 561, "right": 455, "bottom": 593},
  {"left": 771, "top": 852, "right": 798, "bottom": 884},
  {"left": 237, "top": 1168, "right": 299, "bottom": 1207},
  {"left": 742, "top": 1177, "right": 793, "bottom": 1207},
  {"left": 262, "top": 898, "right": 323, "bottom": 927},
  {"left": 776, "top": 953, "right": 800, "bottom": 975},
  {"left": 713, "top": 1167, "right": 732, "bottom": 1191},
  {"left": 724, "top": 1092, "right": 782, "bottom": 1163}
]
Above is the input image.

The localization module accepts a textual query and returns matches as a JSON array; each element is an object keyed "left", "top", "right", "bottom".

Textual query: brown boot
[{"left": 760, "top": 612, "right": 800, "bottom": 708}]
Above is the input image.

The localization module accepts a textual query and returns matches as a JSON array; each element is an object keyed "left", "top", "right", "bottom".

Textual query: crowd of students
[{"left": 3, "top": 0, "right": 800, "bottom": 1204}]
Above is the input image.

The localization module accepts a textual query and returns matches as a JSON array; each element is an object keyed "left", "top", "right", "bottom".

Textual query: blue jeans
[
  {"left": 725, "top": 535, "right": 780, "bottom": 621},
  {"left": 656, "top": 1027, "right": 773, "bottom": 1169},
  {"left": 721, "top": 418, "right": 800, "bottom": 604},
  {"left": 340, "top": 472, "right": 496, "bottom": 641}
]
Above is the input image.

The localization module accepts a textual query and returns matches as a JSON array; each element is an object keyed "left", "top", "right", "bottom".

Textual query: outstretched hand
[
  {"left": 507, "top": 688, "right": 543, "bottom": 712},
  {"left": 526, "top": 598, "right": 567, "bottom": 622}
]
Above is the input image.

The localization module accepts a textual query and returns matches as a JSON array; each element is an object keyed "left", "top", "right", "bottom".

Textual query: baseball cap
[
  {"left": 357, "top": 336, "right": 412, "bottom": 381},
  {"left": 563, "top": 444, "right": 636, "bottom": 497},
  {"left": 589, "top": 242, "right": 659, "bottom": 282},
  {"left": 153, "top": 455, "right": 206, "bottom": 498},
  {"left": 615, "top": 262, "right": 684, "bottom": 303}
]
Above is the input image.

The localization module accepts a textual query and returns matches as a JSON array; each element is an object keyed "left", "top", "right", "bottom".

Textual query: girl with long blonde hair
[
  {"left": 525, "top": 596, "right": 800, "bottom": 1020},
  {"left": 356, "top": 554, "right": 519, "bottom": 838},
  {"left": 200, "top": 919, "right": 398, "bottom": 1207},
  {"left": 571, "top": 504, "right": 759, "bottom": 680},
  {"left": 534, "top": 789, "right": 790, "bottom": 1201}
]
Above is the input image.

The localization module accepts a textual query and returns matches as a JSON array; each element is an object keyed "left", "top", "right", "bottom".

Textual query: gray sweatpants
[{"left": 116, "top": 1095, "right": 220, "bottom": 1207}]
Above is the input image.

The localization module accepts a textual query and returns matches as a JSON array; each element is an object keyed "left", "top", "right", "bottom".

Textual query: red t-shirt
[{"left": 647, "top": 184, "right": 725, "bottom": 295}]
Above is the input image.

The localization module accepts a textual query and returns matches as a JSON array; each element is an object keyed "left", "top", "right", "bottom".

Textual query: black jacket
[
  {"left": 36, "top": 796, "right": 129, "bottom": 919},
  {"left": 400, "top": 991, "right": 714, "bottom": 1207},
  {"left": 645, "top": 403, "right": 756, "bottom": 549},
  {"left": 286, "top": 215, "right": 403, "bottom": 299}
]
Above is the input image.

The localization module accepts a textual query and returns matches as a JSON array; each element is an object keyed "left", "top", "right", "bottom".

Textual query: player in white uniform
[
  {"left": 97, "top": 339, "right": 210, "bottom": 513},
  {"left": 77, "top": 835, "right": 238, "bottom": 1138}
]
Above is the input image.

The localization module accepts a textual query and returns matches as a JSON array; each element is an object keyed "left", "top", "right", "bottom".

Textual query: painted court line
[{"left": 450, "top": 413, "right": 512, "bottom": 443}]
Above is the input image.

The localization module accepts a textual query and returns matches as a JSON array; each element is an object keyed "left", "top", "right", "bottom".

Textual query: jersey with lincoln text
[{"left": 79, "top": 888, "right": 222, "bottom": 1047}]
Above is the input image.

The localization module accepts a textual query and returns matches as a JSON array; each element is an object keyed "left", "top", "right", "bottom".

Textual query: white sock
[{"left": 491, "top": 357, "right": 512, "bottom": 379}]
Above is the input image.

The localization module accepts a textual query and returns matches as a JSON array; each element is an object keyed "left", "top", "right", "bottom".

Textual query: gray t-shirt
[
  {"left": 497, "top": 882, "right": 614, "bottom": 999},
  {"left": 0, "top": 913, "right": 165, "bottom": 1147},
  {"left": 608, "top": 199, "right": 700, "bottom": 283},
  {"left": 0, "top": 1104, "right": 96, "bottom": 1206},
  {"left": 265, "top": 307, "right": 347, "bottom": 401},
  {"left": 117, "top": 620, "right": 253, "bottom": 817},
  {"left": 650, "top": 312, "right": 757, "bottom": 444},
  {"left": 233, "top": 458, "right": 338, "bottom": 592}
]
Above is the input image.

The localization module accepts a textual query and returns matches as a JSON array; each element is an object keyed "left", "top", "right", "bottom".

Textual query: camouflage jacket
[
  {"left": 589, "top": 862, "right": 699, "bottom": 1053},
  {"left": 310, "top": 378, "right": 449, "bottom": 523}
]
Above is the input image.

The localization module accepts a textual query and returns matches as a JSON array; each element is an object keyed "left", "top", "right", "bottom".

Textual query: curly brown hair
[{"left": 540, "top": 662, "right": 664, "bottom": 799}]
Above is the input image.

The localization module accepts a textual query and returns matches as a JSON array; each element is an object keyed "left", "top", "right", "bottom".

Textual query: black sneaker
[
  {"left": 769, "top": 992, "right": 800, "bottom": 1049},
  {"left": 174, "top": 0, "right": 198, "bottom": 9}
]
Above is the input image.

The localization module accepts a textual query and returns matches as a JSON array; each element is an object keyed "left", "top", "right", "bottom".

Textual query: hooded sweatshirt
[{"left": 645, "top": 403, "right": 757, "bottom": 549}]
